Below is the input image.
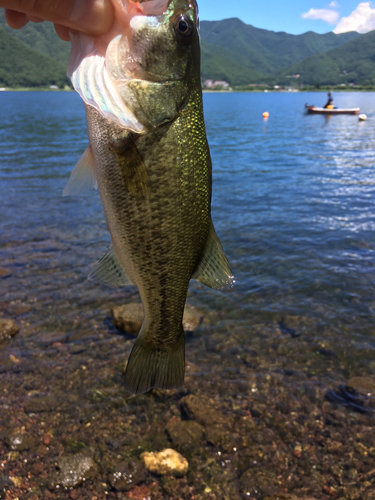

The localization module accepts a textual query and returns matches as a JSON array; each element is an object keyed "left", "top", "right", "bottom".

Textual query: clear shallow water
[{"left": 1, "top": 91, "right": 375, "bottom": 378}]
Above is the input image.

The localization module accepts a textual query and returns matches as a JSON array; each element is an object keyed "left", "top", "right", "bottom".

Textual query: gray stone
[
  {"left": 6, "top": 432, "right": 35, "bottom": 452},
  {"left": 108, "top": 459, "right": 146, "bottom": 491},
  {"left": 0, "top": 318, "right": 19, "bottom": 342},
  {"left": 112, "top": 303, "right": 203, "bottom": 335},
  {"left": 49, "top": 452, "right": 97, "bottom": 490}
]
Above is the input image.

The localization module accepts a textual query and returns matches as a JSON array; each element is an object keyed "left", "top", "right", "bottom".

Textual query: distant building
[{"left": 203, "top": 79, "right": 231, "bottom": 90}]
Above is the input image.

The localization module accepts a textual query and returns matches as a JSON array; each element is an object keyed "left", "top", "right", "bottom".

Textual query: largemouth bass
[{"left": 64, "top": 0, "right": 234, "bottom": 394}]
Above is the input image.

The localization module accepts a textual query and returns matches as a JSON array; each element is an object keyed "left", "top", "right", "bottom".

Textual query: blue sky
[{"left": 199, "top": 1, "right": 375, "bottom": 35}]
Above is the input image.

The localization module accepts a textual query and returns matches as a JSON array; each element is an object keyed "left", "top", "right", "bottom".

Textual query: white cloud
[
  {"left": 329, "top": 1, "right": 340, "bottom": 7},
  {"left": 301, "top": 8, "right": 339, "bottom": 24},
  {"left": 334, "top": 2, "right": 375, "bottom": 33}
]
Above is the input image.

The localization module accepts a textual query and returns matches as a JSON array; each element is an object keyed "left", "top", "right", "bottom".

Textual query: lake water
[
  {"left": 1, "top": 91, "right": 375, "bottom": 497},
  {"left": 2, "top": 91, "right": 374, "bottom": 374}
]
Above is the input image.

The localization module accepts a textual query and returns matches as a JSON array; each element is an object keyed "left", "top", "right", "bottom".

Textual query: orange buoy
[{"left": 263, "top": 111, "right": 269, "bottom": 118}]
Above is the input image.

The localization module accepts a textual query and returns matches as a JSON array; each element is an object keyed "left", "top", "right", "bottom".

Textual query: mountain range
[{"left": 0, "top": 10, "right": 373, "bottom": 88}]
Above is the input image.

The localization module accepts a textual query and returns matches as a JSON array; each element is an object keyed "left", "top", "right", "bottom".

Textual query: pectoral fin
[
  {"left": 63, "top": 146, "right": 98, "bottom": 196},
  {"left": 110, "top": 135, "right": 149, "bottom": 198},
  {"left": 192, "top": 221, "right": 234, "bottom": 290},
  {"left": 88, "top": 244, "right": 133, "bottom": 287}
]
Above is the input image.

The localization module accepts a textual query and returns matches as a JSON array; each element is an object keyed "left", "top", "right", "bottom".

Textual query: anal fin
[
  {"left": 88, "top": 244, "right": 133, "bottom": 287},
  {"left": 63, "top": 146, "right": 98, "bottom": 196},
  {"left": 192, "top": 221, "right": 234, "bottom": 290}
]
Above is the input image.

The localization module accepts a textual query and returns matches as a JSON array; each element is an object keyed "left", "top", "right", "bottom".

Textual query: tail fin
[{"left": 123, "top": 332, "right": 185, "bottom": 394}]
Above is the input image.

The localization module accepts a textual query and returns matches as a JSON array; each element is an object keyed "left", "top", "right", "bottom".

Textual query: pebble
[
  {"left": 0, "top": 318, "right": 19, "bottom": 342},
  {"left": 112, "top": 302, "right": 203, "bottom": 335},
  {"left": 9, "top": 476, "right": 22, "bottom": 488},
  {"left": 140, "top": 448, "right": 188, "bottom": 477}
]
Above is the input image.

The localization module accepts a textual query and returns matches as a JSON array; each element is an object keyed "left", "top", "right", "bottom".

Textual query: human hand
[{"left": 1, "top": 0, "right": 114, "bottom": 41}]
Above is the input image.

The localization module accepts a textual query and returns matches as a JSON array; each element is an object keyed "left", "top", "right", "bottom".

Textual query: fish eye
[{"left": 173, "top": 14, "right": 194, "bottom": 41}]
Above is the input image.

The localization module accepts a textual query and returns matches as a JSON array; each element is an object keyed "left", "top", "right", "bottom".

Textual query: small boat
[{"left": 305, "top": 104, "right": 360, "bottom": 115}]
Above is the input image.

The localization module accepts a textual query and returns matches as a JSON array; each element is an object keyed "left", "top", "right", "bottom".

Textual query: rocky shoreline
[{"left": 1, "top": 300, "right": 375, "bottom": 500}]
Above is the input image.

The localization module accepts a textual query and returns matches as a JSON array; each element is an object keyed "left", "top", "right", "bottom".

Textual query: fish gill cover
[{"left": 68, "top": 0, "right": 171, "bottom": 130}]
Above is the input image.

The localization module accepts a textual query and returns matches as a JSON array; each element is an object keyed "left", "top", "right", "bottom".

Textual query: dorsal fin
[
  {"left": 88, "top": 244, "right": 133, "bottom": 287},
  {"left": 192, "top": 221, "right": 234, "bottom": 290},
  {"left": 63, "top": 146, "right": 98, "bottom": 196}
]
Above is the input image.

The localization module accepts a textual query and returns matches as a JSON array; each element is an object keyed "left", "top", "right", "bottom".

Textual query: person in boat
[{"left": 323, "top": 92, "right": 334, "bottom": 109}]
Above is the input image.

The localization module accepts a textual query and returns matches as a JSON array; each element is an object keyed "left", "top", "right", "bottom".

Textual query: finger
[
  {"left": 0, "top": 0, "right": 114, "bottom": 35},
  {"left": 4, "top": 9, "right": 29, "bottom": 29},
  {"left": 54, "top": 23, "right": 71, "bottom": 42}
]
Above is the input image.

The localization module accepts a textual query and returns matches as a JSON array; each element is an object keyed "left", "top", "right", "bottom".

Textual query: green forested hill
[
  {"left": 200, "top": 18, "right": 361, "bottom": 75},
  {"left": 0, "top": 9, "right": 372, "bottom": 88},
  {"left": 0, "top": 27, "right": 68, "bottom": 87},
  {"left": 276, "top": 29, "right": 375, "bottom": 86},
  {"left": 201, "top": 40, "right": 265, "bottom": 85},
  {"left": 0, "top": 10, "right": 70, "bottom": 66}
]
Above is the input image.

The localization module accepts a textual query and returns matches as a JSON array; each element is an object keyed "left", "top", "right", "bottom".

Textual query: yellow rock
[
  {"left": 140, "top": 448, "right": 188, "bottom": 476},
  {"left": 9, "top": 355, "right": 21, "bottom": 364},
  {"left": 10, "top": 476, "right": 22, "bottom": 487},
  {"left": 7, "top": 452, "right": 19, "bottom": 461}
]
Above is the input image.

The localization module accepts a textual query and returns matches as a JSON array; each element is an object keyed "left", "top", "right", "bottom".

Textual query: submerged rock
[
  {"left": 0, "top": 268, "right": 11, "bottom": 278},
  {"left": 112, "top": 302, "right": 203, "bottom": 335},
  {"left": 326, "top": 376, "right": 375, "bottom": 413},
  {"left": 140, "top": 448, "right": 188, "bottom": 477},
  {"left": 180, "top": 394, "right": 230, "bottom": 427},
  {"left": 166, "top": 420, "right": 204, "bottom": 449},
  {"left": 0, "top": 477, "right": 12, "bottom": 499},
  {"left": 6, "top": 432, "right": 35, "bottom": 452},
  {"left": 0, "top": 318, "right": 19, "bottom": 342},
  {"left": 24, "top": 395, "right": 62, "bottom": 413},
  {"left": 7, "top": 303, "right": 31, "bottom": 315},
  {"left": 49, "top": 452, "right": 97, "bottom": 490},
  {"left": 347, "top": 376, "right": 375, "bottom": 399},
  {"left": 108, "top": 459, "right": 146, "bottom": 491},
  {"left": 240, "top": 468, "right": 281, "bottom": 498}
]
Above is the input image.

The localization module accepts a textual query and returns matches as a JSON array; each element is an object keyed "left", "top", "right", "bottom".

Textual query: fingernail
[{"left": 71, "top": 0, "right": 113, "bottom": 33}]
